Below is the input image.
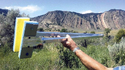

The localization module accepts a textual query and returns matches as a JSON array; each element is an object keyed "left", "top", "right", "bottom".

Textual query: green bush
[
  {"left": 56, "top": 44, "right": 82, "bottom": 68},
  {"left": 108, "top": 38, "right": 125, "bottom": 66},
  {"left": 83, "top": 45, "right": 111, "bottom": 67},
  {"left": 73, "top": 31, "right": 78, "bottom": 33},
  {"left": 104, "top": 28, "right": 111, "bottom": 37},
  {"left": 115, "top": 29, "right": 125, "bottom": 43},
  {"left": 90, "top": 31, "right": 95, "bottom": 34},
  {"left": 0, "top": 9, "right": 29, "bottom": 48},
  {"left": 60, "top": 28, "right": 68, "bottom": 32},
  {"left": 38, "top": 28, "right": 44, "bottom": 31}
]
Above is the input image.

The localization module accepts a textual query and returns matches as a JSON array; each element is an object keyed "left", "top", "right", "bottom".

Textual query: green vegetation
[
  {"left": 38, "top": 28, "right": 44, "bottom": 31},
  {"left": 60, "top": 28, "right": 68, "bottom": 32},
  {"left": 114, "top": 29, "right": 125, "bottom": 43},
  {"left": 84, "top": 31, "right": 87, "bottom": 33},
  {"left": 108, "top": 38, "right": 125, "bottom": 66},
  {"left": 0, "top": 9, "right": 29, "bottom": 48},
  {"left": 104, "top": 28, "right": 111, "bottom": 37},
  {"left": 0, "top": 9, "right": 125, "bottom": 70},
  {"left": 1, "top": 38, "right": 125, "bottom": 70},
  {"left": 90, "top": 31, "right": 95, "bottom": 34}
]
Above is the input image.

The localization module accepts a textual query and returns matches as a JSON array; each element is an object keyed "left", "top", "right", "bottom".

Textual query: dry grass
[{"left": 96, "top": 29, "right": 123, "bottom": 36}]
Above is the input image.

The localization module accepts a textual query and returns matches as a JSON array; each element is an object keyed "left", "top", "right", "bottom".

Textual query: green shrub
[
  {"left": 73, "top": 31, "right": 78, "bottom": 33},
  {"left": 56, "top": 45, "right": 82, "bottom": 68},
  {"left": 115, "top": 29, "right": 125, "bottom": 43},
  {"left": 38, "top": 28, "right": 44, "bottom": 31},
  {"left": 0, "top": 9, "right": 29, "bottom": 48},
  {"left": 57, "top": 29, "right": 60, "bottom": 32},
  {"left": 104, "top": 28, "right": 111, "bottom": 37},
  {"left": 108, "top": 37, "right": 125, "bottom": 66},
  {"left": 60, "top": 28, "right": 68, "bottom": 32},
  {"left": 90, "top": 31, "right": 95, "bottom": 34},
  {"left": 83, "top": 45, "right": 111, "bottom": 67}
]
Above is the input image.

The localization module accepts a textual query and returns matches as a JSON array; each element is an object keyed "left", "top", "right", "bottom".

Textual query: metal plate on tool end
[
  {"left": 18, "top": 21, "right": 39, "bottom": 59},
  {"left": 24, "top": 21, "right": 38, "bottom": 36},
  {"left": 19, "top": 47, "right": 33, "bottom": 59}
]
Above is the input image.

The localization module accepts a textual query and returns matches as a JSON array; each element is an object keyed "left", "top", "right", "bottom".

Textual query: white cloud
[
  {"left": 98, "top": 11, "right": 102, "bottom": 13},
  {"left": 80, "top": 10, "right": 93, "bottom": 14},
  {"left": 4, "top": 5, "right": 42, "bottom": 13}
]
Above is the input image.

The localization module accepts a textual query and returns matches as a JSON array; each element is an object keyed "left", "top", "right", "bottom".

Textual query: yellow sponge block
[{"left": 13, "top": 17, "right": 30, "bottom": 52}]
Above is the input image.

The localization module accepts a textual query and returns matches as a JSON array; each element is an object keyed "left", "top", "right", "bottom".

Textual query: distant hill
[
  {"left": 0, "top": 9, "right": 8, "bottom": 16},
  {"left": 32, "top": 9, "right": 125, "bottom": 30}
]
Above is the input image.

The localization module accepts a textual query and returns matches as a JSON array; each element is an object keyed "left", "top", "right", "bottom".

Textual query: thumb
[
  {"left": 57, "top": 35, "right": 61, "bottom": 37},
  {"left": 66, "top": 34, "right": 72, "bottom": 41},
  {"left": 66, "top": 41, "right": 70, "bottom": 45},
  {"left": 66, "top": 34, "right": 71, "bottom": 38}
]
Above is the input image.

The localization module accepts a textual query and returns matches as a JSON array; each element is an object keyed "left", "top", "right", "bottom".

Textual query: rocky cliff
[{"left": 32, "top": 9, "right": 125, "bottom": 30}]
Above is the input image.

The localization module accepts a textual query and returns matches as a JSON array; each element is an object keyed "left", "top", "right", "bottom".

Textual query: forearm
[
  {"left": 60, "top": 35, "right": 111, "bottom": 70},
  {"left": 75, "top": 50, "right": 108, "bottom": 70}
]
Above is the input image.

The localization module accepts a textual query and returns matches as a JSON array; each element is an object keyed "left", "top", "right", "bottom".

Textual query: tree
[
  {"left": 38, "top": 28, "right": 44, "bottom": 31},
  {"left": 115, "top": 29, "right": 125, "bottom": 43},
  {"left": 0, "top": 9, "right": 28, "bottom": 48},
  {"left": 73, "top": 31, "right": 78, "bottom": 33},
  {"left": 60, "top": 28, "right": 67, "bottom": 32},
  {"left": 57, "top": 29, "right": 60, "bottom": 32},
  {"left": 0, "top": 14, "right": 5, "bottom": 36},
  {"left": 90, "top": 31, "right": 95, "bottom": 34},
  {"left": 104, "top": 28, "right": 111, "bottom": 37}
]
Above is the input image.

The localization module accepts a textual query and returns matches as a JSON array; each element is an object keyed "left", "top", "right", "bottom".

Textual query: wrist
[
  {"left": 70, "top": 45, "right": 77, "bottom": 51},
  {"left": 73, "top": 47, "right": 80, "bottom": 52}
]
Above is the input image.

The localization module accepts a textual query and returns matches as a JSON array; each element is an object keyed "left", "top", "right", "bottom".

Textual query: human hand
[{"left": 58, "top": 35, "right": 77, "bottom": 51}]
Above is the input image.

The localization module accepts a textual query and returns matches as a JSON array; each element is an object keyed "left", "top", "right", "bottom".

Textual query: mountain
[
  {"left": 0, "top": 9, "right": 8, "bottom": 16},
  {"left": 32, "top": 9, "right": 125, "bottom": 30}
]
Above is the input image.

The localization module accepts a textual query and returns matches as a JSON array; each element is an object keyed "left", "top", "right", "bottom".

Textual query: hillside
[
  {"left": 32, "top": 9, "right": 125, "bottom": 30},
  {"left": 0, "top": 8, "right": 8, "bottom": 16}
]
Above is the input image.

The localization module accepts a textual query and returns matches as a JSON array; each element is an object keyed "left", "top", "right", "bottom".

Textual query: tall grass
[
  {"left": 0, "top": 43, "right": 59, "bottom": 70},
  {"left": 0, "top": 38, "right": 125, "bottom": 70}
]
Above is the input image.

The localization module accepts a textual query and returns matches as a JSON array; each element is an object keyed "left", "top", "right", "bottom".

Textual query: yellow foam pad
[{"left": 13, "top": 17, "right": 30, "bottom": 52}]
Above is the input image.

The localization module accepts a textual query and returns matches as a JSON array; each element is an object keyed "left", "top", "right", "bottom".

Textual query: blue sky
[{"left": 1, "top": 0, "right": 125, "bottom": 17}]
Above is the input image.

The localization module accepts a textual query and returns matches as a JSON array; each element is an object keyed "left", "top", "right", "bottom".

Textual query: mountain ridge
[
  {"left": 0, "top": 8, "right": 124, "bottom": 31},
  {"left": 32, "top": 9, "right": 125, "bottom": 30},
  {"left": 0, "top": 9, "right": 8, "bottom": 16}
]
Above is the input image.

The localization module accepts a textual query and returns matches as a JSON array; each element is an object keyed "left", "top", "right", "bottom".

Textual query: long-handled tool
[{"left": 13, "top": 17, "right": 103, "bottom": 59}]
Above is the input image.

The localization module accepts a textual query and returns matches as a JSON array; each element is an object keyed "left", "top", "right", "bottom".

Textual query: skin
[{"left": 58, "top": 35, "right": 113, "bottom": 70}]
